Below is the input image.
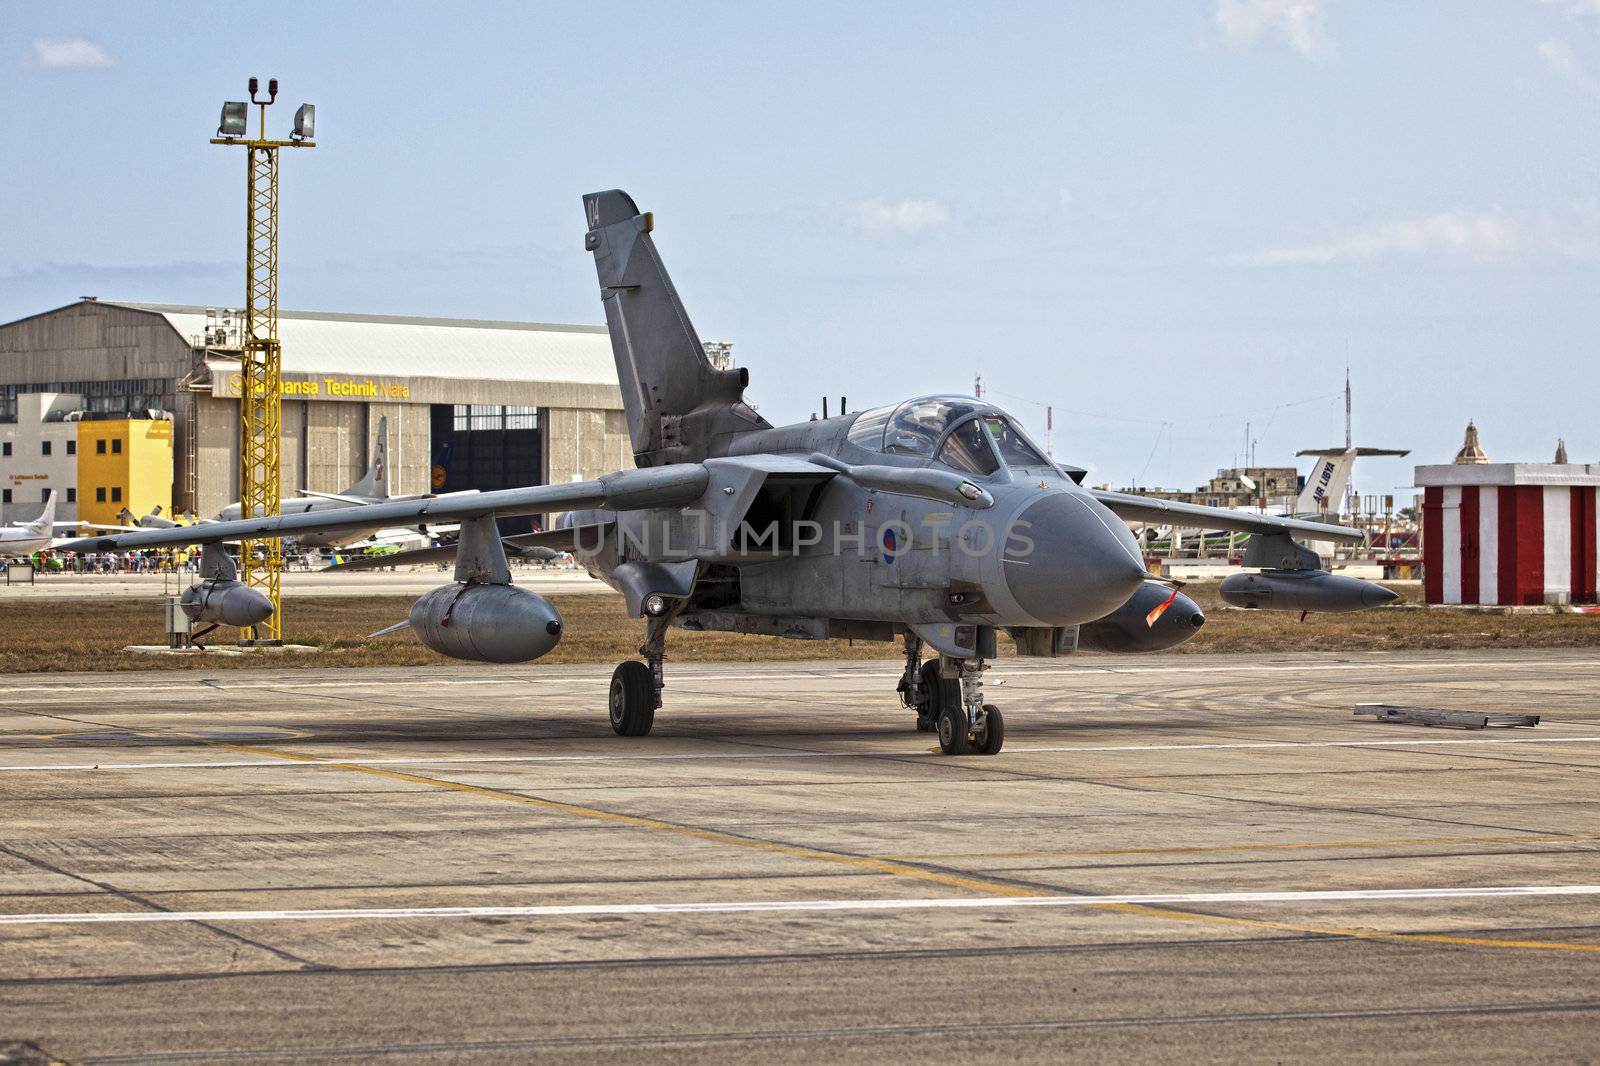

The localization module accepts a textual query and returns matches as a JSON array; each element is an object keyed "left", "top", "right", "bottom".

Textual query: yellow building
[{"left": 76, "top": 419, "right": 173, "bottom": 527}]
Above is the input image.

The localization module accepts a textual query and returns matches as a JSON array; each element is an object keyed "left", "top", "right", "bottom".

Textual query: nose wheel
[{"left": 911, "top": 647, "right": 1003, "bottom": 756}]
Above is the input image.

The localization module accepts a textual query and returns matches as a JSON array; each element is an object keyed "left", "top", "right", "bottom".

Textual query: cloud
[
  {"left": 847, "top": 198, "right": 950, "bottom": 237},
  {"left": 1539, "top": 39, "right": 1600, "bottom": 98},
  {"left": 29, "top": 37, "right": 115, "bottom": 69},
  {"left": 1224, "top": 205, "right": 1600, "bottom": 266},
  {"left": 1215, "top": 0, "right": 1335, "bottom": 61},
  {"left": 1541, "top": 0, "right": 1600, "bottom": 18}
]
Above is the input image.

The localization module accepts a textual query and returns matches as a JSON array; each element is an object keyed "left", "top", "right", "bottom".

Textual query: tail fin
[
  {"left": 27, "top": 491, "right": 57, "bottom": 535},
  {"left": 583, "top": 190, "right": 768, "bottom": 466},
  {"left": 345, "top": 416, "right": 390, "bottom": 499},
  {"left": 1296, "top": 451, "right": 1356, "bottom": 516}
]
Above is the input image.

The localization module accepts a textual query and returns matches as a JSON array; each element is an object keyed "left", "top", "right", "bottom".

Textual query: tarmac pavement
[{"left": 1, "top": 649, "right": 1598, "bottom": 1062}]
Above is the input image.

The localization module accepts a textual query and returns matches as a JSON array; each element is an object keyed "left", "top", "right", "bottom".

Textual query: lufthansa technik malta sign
[{"left": 225, "top": 373, "right": 411, "bottom": 401}]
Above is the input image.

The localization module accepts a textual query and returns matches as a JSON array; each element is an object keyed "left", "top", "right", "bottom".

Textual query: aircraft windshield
[
  {"left": 983, "top": 416, "right": 1050, "bottom": 468},
  {"left": 936, "top": 419, "right": 1000, "bottom": 476}
]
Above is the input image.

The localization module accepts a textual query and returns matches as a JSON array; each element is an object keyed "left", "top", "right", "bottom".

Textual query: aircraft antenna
[{"left": 1344, "top": 364, "right": 1352, "bottom": 451}]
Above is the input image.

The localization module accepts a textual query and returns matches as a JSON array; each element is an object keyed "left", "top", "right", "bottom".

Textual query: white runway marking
[
  {"left": 4, "top": 657, "right": 1599, "bottom": 697},
  {"left": 2, "top": 734, "right": 1599, "bottom": 773},
  {"left": 3, "top": 884, "right": 1597, "bottom": 927}
]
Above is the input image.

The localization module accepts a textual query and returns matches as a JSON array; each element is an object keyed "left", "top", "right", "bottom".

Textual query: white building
[{"left": 0, "top": 392, "right": 84, "bottom": 523}]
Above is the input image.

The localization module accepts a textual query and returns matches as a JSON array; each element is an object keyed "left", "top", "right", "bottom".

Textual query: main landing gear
[
  {"left": 897, "top": 634, "right": 1004, "bottom": 756},
  {"left": 609, "top": 614, "right": 668, "bottom": 736}
]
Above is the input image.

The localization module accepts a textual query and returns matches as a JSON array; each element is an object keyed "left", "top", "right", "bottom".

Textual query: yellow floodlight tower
[{"left": 211, "top": 79, "right": 316, "bottom": 643}]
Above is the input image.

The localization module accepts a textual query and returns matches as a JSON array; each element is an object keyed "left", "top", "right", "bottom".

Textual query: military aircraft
[{"left": 63, "top": 189, "right": 1396, "bottom": 755}]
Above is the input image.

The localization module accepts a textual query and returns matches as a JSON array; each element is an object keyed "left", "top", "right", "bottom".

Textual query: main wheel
[
  {"left": 609, "top": 660, "right": 655, "bottom": 736},
  {"left": 975, "top": 704, "right": 1004, "bottom": 756},
  {"left": 917, "top": 659, "right": 961, "bottom": 733},
  {"left": 937, "top": 699, "right": 972, "bottom": 755}
]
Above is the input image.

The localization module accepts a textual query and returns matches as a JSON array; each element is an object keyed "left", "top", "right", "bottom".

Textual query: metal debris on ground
[{"left": 1354, "top": 703, "right": 1540, "bottom": 730}]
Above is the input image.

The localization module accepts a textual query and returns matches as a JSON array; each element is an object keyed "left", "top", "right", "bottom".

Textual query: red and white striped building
[{"left": 1417, "top": 464, "right": 1600, "bottom": 606}]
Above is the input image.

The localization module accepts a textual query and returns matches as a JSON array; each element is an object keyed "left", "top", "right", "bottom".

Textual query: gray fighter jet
[{"left": 63, "top": 189, "right": 1393, "bottom": 755}]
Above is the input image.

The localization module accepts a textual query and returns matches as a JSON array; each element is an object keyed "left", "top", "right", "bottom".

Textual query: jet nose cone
[
  {"left": 1003, "top": 493, "right": 1148, "bottom": 625},
  {"left": 1364, "top": 583, "right": 1400, "bottom": 608}
]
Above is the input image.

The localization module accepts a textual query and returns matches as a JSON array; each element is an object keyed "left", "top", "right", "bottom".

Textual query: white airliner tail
[
  {"left": 24, "top": 491, "right": 57, "bottom": 535},
  {"left": 1295, "top": 451, "right": 1357, "bottom": 517}
]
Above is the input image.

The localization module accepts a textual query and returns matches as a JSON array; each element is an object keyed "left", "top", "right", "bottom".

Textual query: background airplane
[
  {"left": 216, "top": 416, "right": 457, "bottom": 550},
  {"left": 0, "top": 491, "right": 89, "bottom": 556}
]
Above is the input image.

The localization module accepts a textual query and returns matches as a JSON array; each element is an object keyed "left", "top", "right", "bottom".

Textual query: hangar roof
[{"left": 105, "top": 301, "right": 617, "bottom": 386}]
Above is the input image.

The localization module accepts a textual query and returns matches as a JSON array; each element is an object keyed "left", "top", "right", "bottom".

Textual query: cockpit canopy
[{"left": 845, "top": 395, "right": 1053, "bottom": 477}]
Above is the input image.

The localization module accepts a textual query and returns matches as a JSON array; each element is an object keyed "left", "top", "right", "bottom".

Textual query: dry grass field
[{"left": 1, "top": 583, "right": 1596, "bottom": 674}]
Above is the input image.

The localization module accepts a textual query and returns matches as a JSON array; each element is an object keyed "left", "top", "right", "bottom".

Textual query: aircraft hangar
[{"left": 0, "top": 298, "right": 638, "bottom": 525}]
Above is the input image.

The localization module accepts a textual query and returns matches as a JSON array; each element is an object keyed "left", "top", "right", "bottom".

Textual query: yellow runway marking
[
  {"left": 886, "top": 833, "right": 1600, "bottom": 862},
  {"left": 213, "top": 743, "right": 1039, "bottom": 899},
  {"left": 211, "top": 742, "right": 1600, "bottom": 955}
]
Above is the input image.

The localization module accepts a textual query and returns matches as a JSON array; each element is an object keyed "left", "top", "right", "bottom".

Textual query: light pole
[{"left": 212, "top": 78, "right": 315, "bottom": 644}]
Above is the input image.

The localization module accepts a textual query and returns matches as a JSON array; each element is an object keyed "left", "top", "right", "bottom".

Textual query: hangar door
[{"left": 429, "top": 405, "right": 543, "bottom": 533}]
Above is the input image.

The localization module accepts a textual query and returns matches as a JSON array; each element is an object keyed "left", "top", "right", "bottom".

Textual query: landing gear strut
[{"left": 609, "top": 614, "right": 668, "bottom": 736}]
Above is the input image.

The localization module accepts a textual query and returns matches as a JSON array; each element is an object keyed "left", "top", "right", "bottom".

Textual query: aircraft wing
[
  {"left": 60, "top": 465, "right": 710, "bottom": 553},
  {"left": 1089, "top": 489, "right": 1365, "bottom": 543},
  {"left": 296, "top": 489, "right": 375, "bottom": 505}
]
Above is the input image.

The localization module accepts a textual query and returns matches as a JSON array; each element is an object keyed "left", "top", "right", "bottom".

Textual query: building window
[
  {"left": 96, "top": 439, "right": 106, "bottom": 454},
  {"left": 42, "top": 441, "right": 51, "bottom": 456},
  {"left": 1, "top": 442, "right": 9, "bottom": 456},
  {"left": 96, "top": 487, "right": 106, "bottom": 503},
  {"left": 111, "top": 439, "right": 122, "bottom": 454},
  {"left": 1, "top": 490, "right": 9, "bottom": 504},
  {"left": 453, "top": 404, "right": 540, "bottom": 432},
  {"left": 41, "top": 488, "right": 49, "bottom": 502},
  {"left": 66, "top": 440, "right": 75, "bottom": 456},
  {"left": 111, "top": 487, "right": 122, "bottom": 502},
  {"left": 66, "top": 488, "right": 76, "bottom": 503}
]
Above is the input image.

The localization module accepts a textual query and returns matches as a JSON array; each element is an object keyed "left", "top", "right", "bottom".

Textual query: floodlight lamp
[
  {"left": 293, "top": 103, "right": 315, "bottom": 141},
  {"left": 218, "top": 101, "right": 248, "bottom": 138}
]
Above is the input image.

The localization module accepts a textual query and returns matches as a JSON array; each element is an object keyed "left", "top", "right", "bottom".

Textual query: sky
[{"left": 3, "top": 1, "right": 1597, "bottom": 502}]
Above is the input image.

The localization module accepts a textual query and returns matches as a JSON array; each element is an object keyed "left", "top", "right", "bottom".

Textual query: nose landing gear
[
  {"left": 898, "top": 635, "right": 1004, "bottom": 756},
  {"left": 935, "top": 658, "right": 1003, "bottom": 755}
]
